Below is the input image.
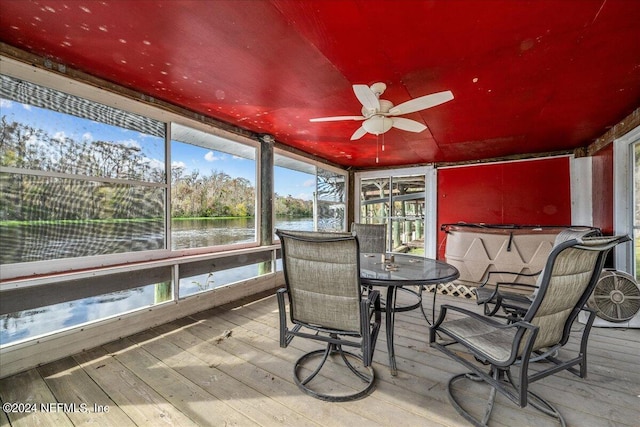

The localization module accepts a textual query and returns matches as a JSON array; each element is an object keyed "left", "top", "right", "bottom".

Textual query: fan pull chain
[
  {"left": 382, "top": 132, "right": 385, "bottom": 152},
  {"left": 376, "top": 134, "right": 379, "bottom": 163}
]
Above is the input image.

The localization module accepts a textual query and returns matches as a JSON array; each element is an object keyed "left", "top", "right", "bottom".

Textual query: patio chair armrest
[
  {"left": 475, "top": 272, "right": 541, "bottom": 306},
  {"left": 276, "top": 288, "right": 289, "bottom": 347},
  {"left": 276, "top": 287, "right": 288, "bottom": 311},
  {"left": 476, "top": 282, "right": 538, "bottom": 305},
  {"left": 430, "top": 304, "right": 538, "bottom": 350},
  {"left": 276, "top": 288, "right": 287, "bottom": 308},
  {"left": 363, "top": 289, "right": 382, "bottom": 321},
  {"left": 475, "top": 280, "right": 537, "bottom": 303},
  {"left": 494, "top": 282, "right": 539, "bottom": 303},
  {"left": 478, "top": 270, "right": 541, "bottom": 287},
  {"left": 495, "top": 281, "right": 538, "bottom": 291},
  {"left": 432, "top": 304, "right": 510, "bottom": 330},
  {"left": 366, "top": 288, "right": 381, "bottom": 308}
]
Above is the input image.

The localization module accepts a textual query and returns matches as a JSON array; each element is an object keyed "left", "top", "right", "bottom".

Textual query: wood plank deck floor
[{"left": 1, "top": 289, "right": 639, "bottom": 427}]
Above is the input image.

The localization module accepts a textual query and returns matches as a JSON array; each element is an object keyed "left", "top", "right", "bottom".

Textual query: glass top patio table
[{"left": 360, "top": 253, "right": 460, "bottom": 376}]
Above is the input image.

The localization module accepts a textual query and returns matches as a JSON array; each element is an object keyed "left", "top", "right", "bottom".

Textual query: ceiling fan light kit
[
  {"left": 362, "top": 116, "right": 393, "bottom": 135},
  {"left": 310, "top": 82, "right": 454, "bottom": 140}
]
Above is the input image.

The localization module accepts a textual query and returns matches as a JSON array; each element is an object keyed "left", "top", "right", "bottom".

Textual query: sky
[{"left": 1, "top": 98, "right": 315, "bottom": 200}]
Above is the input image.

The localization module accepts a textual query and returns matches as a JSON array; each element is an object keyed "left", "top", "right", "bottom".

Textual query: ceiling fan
[{"left": 310, "top": 82, "right": 454, "bottom": 140}]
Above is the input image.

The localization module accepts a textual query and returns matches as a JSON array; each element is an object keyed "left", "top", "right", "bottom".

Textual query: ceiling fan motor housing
[
  {"left": 369, "top": 82, "right": 387, "bottom": 96},
  {"left": 310, "top": 82, "right": 454, "bottom": 140}
]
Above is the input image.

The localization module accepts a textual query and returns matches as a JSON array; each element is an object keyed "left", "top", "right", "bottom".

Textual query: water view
[{"left": 0, "top": 217, "right": 313, "bottom": 346}]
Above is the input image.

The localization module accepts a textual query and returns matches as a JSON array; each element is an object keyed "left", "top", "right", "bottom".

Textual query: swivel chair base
[
  {"left": 293, "top": 343, "right": 375, "bottom": 402},
  {"left": 447, "top": 371, "right": 566, "bottom": 427}
]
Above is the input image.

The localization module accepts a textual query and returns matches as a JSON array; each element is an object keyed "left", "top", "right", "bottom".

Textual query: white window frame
[
  {"left": 570, "top": 155, "right": 593, "bottom": 227},
  {"left": 614, "top": 125, "right": 640, "bottom": 274},
  {"left": 0, "top": 57, "right": 261, "bottom": 279},
  {"left": 355, "top": 165, "right": 437, "bottom": 258},
  {"left": 273, "top": 147, "right": 349, "bottom": 233}
]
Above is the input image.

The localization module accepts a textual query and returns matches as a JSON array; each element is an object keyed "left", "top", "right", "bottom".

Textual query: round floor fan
[{"left": 587, "top": 269, "right": 640, "bottom": 323}]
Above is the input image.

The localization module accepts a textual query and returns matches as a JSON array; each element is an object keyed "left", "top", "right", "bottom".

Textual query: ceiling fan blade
[
  {"left": 389, "top": 90, "right": 454, "bottom": 115},
  {"left": 392, "top": 117, "right": 427, "bottom": 133},
  {"left": 309, "top": 115, "right": 366, "bottom": 122},
  {"left": 350, "top": 126, "right": 368, "bottom": 140},
  {"left": 353, "top": 84, "right": 380, "bottom": 112}
]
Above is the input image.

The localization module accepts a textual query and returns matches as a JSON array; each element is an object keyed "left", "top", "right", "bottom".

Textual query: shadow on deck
[{"left": 1, "top": 290, "right": 639, "bottom": 426}]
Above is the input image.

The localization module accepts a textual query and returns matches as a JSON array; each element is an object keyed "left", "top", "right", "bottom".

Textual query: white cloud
[
  {"left": 22, "top": 104, "right": 32, "bottom": 111},
  {"left": 297, "top": 192, "right": 313, "bottom": 201},
  {"left": 172, "top": 161, "right": 186, "bottom": 169},
  {"left": 0, "top": 99, "right": 13, "bottom": 108},
  {"left": 53, "top": 131, "right": 67, "bottom": 140},
  {"left": 204, "top": 151, "right": 222, "bottom": 162},
  {"left": 118, "top": 139, "right": 141, "bottom": 149},
  {"left": 82, "top": 132, "right": 93, "bottom": 142},
  {"left": 303, "top": 178, "right": 315, "bottom": 187},
  {"left": 26, "top": 134, "right": 40, "bottom": 147},
  {"left": 146, "top": 158, "right": 164, "bottom": 169}
]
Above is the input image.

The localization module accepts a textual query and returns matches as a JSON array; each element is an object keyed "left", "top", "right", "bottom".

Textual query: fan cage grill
[{"left": 587, "top": 270, "right": 640, "bottom": 323}]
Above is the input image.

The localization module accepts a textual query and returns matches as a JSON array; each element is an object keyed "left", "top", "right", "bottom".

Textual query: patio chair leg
[
  {"left": 419, "top": 285, "right": 431, "bottom": 325},
  {"left": 448, "top": 372, "right": 496, "bottom": 427},
  {"left": 293, "top": 343, "right": 376, "bottom": 402},
  {"left": 504, "top": 370, "right": 567, "bottom": 427},
  {"left": 448, "top": 368, "right": 567, "bottom": 427},
  {"left": 337, "top": 345, "right": 373, "bottom": 382},
  {"left": 299, "top": 342, "right": 332, "bottom": 386}
]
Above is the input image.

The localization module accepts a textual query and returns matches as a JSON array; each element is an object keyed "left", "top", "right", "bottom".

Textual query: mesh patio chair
[
  {"left": 430, "top": 235, "right": 629, "bottom": 426},
  {"left": 475, "top": 227, "right": 602, "bottom": 321},
  {"left": 276, "top": 229, "right": 382, "bottom": 401},
  {"left": 350, "top": 222, "right": 386, "bottom": 253},
  {"left": 351, "top": 222, "right": 429, "bottom": 322}
]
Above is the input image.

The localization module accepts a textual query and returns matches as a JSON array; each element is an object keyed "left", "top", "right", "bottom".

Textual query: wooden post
[
  {"left": 154, "top": 281, "right": 172, "bottom": 304},
  {"left": 259, "top": 134, "right": 274, "bottom": 246}
]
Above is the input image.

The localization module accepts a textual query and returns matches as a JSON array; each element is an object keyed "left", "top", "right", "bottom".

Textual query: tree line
[{"left": 0, "top": 117, "right": 312, "bottom": 221}]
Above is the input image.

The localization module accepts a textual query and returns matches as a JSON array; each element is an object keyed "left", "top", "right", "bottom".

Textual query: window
[
  {"left": 1, "top": 280, "right": 171, "bottom": 345},
  {"left": 273, "top": 153, "right": 346, "bottom": 234},
  {"left": 0, "top": 72, "right": 263, "bottom": 345},
  {"left": 1, "top": 75, "right": 167, "bottom": 265},
  {"left": 317, "top": 167, "right": 346, "bottom": 232},
  {"left": 390, "top": 175, "right": 426, "bottom": 255},
  {"left": 634, "top": 142, "right": 640, "bottom": 280},
  {"left": 357, "top": 167, "right": 436, "bottom": 257},
  {"left": 170, "top": 123, "right": 257, "bottom": 250},
  {"left": 0, "top": 65, "right": 344, "bottom": 349},
  {"left": 274, "top": 154, "right": 315, "bottom": 232},
  {"left": 614, "top": 126, "right": 640, "bottom": 278},
  {"left": 178, "top": 262, "right": 268, "bottom": 298}
]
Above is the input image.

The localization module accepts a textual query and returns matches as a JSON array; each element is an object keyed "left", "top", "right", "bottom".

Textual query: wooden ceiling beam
[{"left": 587, "top": 108, "right": 640, "bottom": 156}]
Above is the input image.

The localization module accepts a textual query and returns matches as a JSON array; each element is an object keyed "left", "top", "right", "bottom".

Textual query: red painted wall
[
  {"left": 591, "top": 144, "right": 614, "bottom": 234},
  {"left": 437, "top": 157, "right": 572, "bottom": 258}
]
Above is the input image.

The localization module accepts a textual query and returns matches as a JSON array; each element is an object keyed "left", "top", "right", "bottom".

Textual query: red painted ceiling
[{"left": 1, "top": 0, "right": 639, "bottom": 169}]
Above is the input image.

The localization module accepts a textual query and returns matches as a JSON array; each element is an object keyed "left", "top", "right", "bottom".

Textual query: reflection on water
[
  {"left": 0, "top": 218, "right": 313, "bottom": 346},
  {"left": 273, "top": 217, "right": 315, "bottom": 232},
  {"left": 0, "top": 220, "right": 165, "bottom": 264},
  {"left": 1, "top": 286, "right": 154, "bottom": 345},
  {"left": 179, "top": 263, "right": 265, "bottom": 297},
  {"left": 171, "top": 217, "right": 256, "bottom": 249},
  {"left": 0, "top": 217, "right": 316, "bottom": 264}
]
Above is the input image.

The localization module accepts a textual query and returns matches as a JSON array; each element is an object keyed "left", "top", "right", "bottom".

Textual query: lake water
[
  {"left": 172, "top": 216, "right": 318, "bottom": 249},
  {"left": 0, "top": 217, "right": 314, "bottom": 345},
  {"left": 0, "top": 217, "right": 317, "bottom": 264}
]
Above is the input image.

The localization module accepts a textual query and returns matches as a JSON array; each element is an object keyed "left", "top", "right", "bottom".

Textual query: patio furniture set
[{"left": 275, "top": 225, "right": 630, "bottom": 426}]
